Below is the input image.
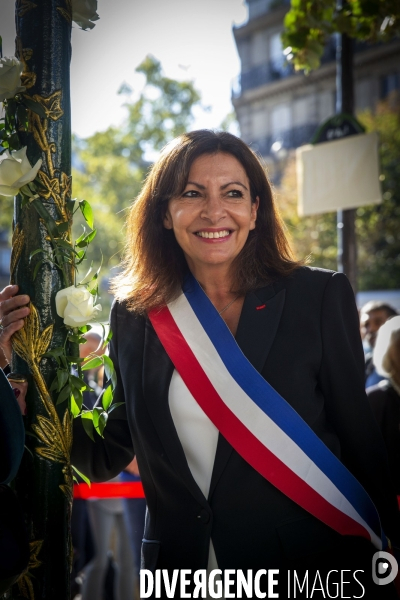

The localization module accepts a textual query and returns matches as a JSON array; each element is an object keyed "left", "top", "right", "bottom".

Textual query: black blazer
[{"left": 72, "top": 267, "right": 399, "bottom": 577}]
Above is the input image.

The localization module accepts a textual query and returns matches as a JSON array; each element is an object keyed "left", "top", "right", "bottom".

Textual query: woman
[
  {"left": 1, "top": 131, "right": 398, "bottom": 597},
  {"left": 368, "top": 316, "right": 400, "bottom": 494}
]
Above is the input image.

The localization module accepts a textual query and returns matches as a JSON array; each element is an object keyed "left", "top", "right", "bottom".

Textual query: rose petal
[
  {"left": 0, "top": 184, "right": 19, "bottom": 196},
  {"left": 14, "top": 158, "right": 42, "bottom": 187},
  {"left": 12, "top": 147, "right": 28, "bottom": 167},
  {"left": 0, "top": 157, "right": 24, "bottom": 186},
  {"left": 0, "top": 57, "right": 25, "bottom": 101},
  {"left": 55, "top": 286, "right": 75, "bottom": 318}
]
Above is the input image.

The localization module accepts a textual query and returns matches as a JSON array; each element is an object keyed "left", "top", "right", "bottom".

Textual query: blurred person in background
[
  {"left": 360, "top": 301, "right": 398, "bottom": 388},
  {"left": 121, "top": 456, "right": 146, "bottom": 595},
  {"left": 367, "top": 316, "right": 400, "bottom": 494},
  {"left": 78, "top": 333, "right": 136, "bottom": 600},
  {"left": 71, "top": 332, "right": 104, "bottom": 597}
]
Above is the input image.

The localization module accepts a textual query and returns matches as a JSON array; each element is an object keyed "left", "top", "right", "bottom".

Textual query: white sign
[{"left": 296, "top": 131, "right": 382, "bottom": 216}]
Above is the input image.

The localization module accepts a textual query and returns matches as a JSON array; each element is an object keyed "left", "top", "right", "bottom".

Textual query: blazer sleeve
[
  {"left": 318, "top": 272, "right": 399, "bottom": 541},
  {"left": 71, "top": 300, "right": 135, "bottom": 482}
]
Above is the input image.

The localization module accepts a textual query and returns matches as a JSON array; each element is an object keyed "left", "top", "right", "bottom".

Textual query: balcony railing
[
  {"left": 232, "top": 60, "right": 293, "bottom": 98},
  {"left": 233, "top": 37, "right": 378, "bottom": 99},
  {"left": 248, "top": 123, "right": 319, "bottom": 156}
]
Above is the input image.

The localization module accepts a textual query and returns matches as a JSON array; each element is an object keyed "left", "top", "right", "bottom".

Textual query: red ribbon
[{"left": 73, "top": 482, "right": 145, "bottom": 499}]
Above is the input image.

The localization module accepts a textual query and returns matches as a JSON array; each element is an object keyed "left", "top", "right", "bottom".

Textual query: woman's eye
[
  {"left": 227, "top": 189, "right": 244, "bottom": 198},
  {"left": 182, "top": 190, "right": 200, "bottom": 198}
]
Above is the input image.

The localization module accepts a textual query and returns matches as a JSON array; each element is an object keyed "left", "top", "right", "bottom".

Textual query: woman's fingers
[
  {"left": 0, "top": 292, "right": 30, "bottom": 320},
  {"left": 0, "top": 285, "right": 20, "bottom": 308},
  {"left": 0, "top": 304, "right": 30, "bottom": 328},
  {"left": 0, "top": 285, "right": 30, "bottom": 365}
]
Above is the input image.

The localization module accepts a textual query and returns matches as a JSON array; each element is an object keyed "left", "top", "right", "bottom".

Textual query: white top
[{"left": 169, "top": 369, "right": 219, "bottom": 571}]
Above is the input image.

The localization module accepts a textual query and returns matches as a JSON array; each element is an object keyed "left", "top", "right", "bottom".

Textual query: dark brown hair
[{"left": 111, "top": 130, "right": 302, "bottom": 313}]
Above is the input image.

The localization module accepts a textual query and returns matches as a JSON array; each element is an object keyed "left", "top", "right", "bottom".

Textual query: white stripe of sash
[{"left": 168, "top": 293, "right": 381, "bottom": 549}]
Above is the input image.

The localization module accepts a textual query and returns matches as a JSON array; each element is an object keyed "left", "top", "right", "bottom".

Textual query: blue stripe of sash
[{"left": 182, "top": 274, "right": 383, "bottom": 544}]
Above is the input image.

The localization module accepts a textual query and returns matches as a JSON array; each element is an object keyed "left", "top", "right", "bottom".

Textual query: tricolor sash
[{"left": 149, "top": 273, "right": 388, "bottom": 551}]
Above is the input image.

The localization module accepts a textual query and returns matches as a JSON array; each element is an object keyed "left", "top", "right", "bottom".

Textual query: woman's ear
[
  {"left": 163, "top": 210, "right": 173, "bottom": 229},
  {"left": 250, "top": 196, "right": 259, "bottom": 230}
]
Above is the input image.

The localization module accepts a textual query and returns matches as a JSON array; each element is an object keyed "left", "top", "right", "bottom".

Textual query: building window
[
  {"left": 380, "top": 73, "right": 399, "bottom": 99},
  {"left": 269, "top": 32, "right": 285, "bottom": 75},
  {"left": 271, "top": 104, "right": 291, "bottom": 144}
]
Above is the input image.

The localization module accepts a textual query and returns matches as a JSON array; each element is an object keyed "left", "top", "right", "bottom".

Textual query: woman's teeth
[{"left": 196, "top": 230, "right": 230, "bottom": 239}]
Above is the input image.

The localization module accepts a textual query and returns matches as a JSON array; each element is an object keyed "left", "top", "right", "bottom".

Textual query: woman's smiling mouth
[{"left": 195, "top": 229, "right": 231, "bottom": 239}]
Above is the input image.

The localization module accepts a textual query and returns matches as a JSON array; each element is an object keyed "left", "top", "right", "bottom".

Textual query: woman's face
[{"left": 163, "top": 152, "right": 258, "bottom": 279}]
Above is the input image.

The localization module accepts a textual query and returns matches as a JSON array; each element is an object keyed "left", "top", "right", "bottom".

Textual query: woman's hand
[
  {"left": 0, "top": 285, "right": 30, "bottom": 366},
  {"left": 125, "top": 457, "right": 140, "bottom": 477}
]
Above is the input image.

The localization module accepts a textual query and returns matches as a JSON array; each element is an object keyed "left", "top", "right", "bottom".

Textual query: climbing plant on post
[
  {"left": 11, "top": 1, "right": 73, "bottom": 597},
  {"left": 0, "top": 1, "right": 100, "bottom": 598}
]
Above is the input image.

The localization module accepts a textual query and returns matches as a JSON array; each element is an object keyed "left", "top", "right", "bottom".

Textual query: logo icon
[{"left": 372, "top": 551, "right": 398, "bottom": 585}]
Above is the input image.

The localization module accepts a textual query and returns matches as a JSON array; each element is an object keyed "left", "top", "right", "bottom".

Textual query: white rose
[
  {"left": 72, "top": 0, "right": 99, "bottom": 30},
  {"left": 0, "top": 56, "right": 25, "bottom": 102},
  {"left": 0, "top": 147, "right": 42, "bottom": 196},
  {"left": 55, "top": 285, "right": 102, "bottom": 328}
]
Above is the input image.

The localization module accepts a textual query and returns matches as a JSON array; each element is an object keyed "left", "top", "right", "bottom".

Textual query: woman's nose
[{"left": 201, "top": 193, "right": 226, "bottom": 222}]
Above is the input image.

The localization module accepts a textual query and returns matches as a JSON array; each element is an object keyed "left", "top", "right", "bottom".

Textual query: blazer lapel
[
  {"left": 143, "top": 319, "right": 209, "bottom": 508},
  {"left": 209, "top": 283, "right": 286, "bottom": 498},
  {"left": 235, "top": 284, "right": 286, "bottom": 373}
]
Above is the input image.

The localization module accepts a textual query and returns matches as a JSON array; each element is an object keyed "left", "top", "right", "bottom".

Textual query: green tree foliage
[
  {"left": 282, "top": 0, "right": 400, "bottom": 71},
  {"left": 356, "top": 96, "right": 400, "bottom": 290},
  {"left": 277, "top": 96, "right": 400, "bottom": 290},
  {"left": 72, "top": 56, "right": 203, "bottom": 315}
]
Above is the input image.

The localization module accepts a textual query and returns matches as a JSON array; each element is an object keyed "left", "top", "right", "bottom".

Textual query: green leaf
[
  {"left": 57, "top": 221, "right": 70, "bottom": 235},
  {"left": 75, "top": 227, "right": 87, "bottom": 245},
  {"left": 72, "top": 463, "right": 91, "bottom": 485},
  {"left": 8, "top": 132, "right": 20, "bottom": 151},
  {"left": 57, "top": 384, "right": 71, "bottom": 405},
  {"left": 56, "top": 238, "right": 74, "bottom": 252},
  {"left": 82, "top": 356, "right": 103, "bottom": 371},
  {"left": 57, "top": 369, "right": 69, "bottom": 391},
  {"left": 108, "top": 402, "right": 124, "bottom": 414},
  {"left": 80, "top": 324, "right": 92, "bottom": 333},
  {"left": 71, "top": 387, "right": 83, "bottom": 413},
  {"left": 75, "top": 229, "right": 97, "bottom": 248},
  {"left": 80, "top": 412, "right": 95, "bottom": 443},
  {"left": 49, "top": 376, "right": 59, "bottom": 392},
  {"left": 22, "top": 96, "right": 47, "bottom": 118},
  {"left": 79, "top": 199, "right": 94, "bottom": 229},
  {"left": 70, "top": 374, "right": 87, "bottom": 391},
  {"left": 103, "top": 355, "right": 117, "bottom": 388},
  {"left": 102, "top": 385, "right": 113, "bottom": 412},
  {"left": 65, "top": 355, "right": 85, "bottom": 363},
  {"left": 30, "top": 198, "right": 60, "bottom": 239},
  {"left": 16, "top": 104, "right": 28, "bottom": 130},
  {"left": 32, "top": 260, "right": 43, "bottom": 281},
  {"left": 92, "top": 407, "right": 102, "bottom": 429},
  {"left": 29, "top": 248, "right": 45, "bottom": 260},
  {"left": 97, "top": 411, "right": 108, "bottom": 436}
]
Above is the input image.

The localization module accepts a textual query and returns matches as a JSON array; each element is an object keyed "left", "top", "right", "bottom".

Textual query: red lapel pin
[{"left": 256, "top": 304, "right": 266, "bottom": 310}]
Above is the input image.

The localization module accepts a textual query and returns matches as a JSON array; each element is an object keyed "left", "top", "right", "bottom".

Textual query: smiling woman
[
  {"left": 2, "top": 130, "right": 399, "bottom": 598},
  {"left": 111, "top": 130, "right": 300, "bottom": 316}
]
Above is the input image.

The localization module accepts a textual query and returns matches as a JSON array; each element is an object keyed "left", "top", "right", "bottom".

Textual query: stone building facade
[{"left": 232, "top": 0, "right": 400, "bottom": 159}]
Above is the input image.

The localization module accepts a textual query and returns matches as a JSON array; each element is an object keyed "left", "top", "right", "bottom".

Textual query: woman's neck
[{"left": 190, "top": 265, "right": 235, "bottom": 298}]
